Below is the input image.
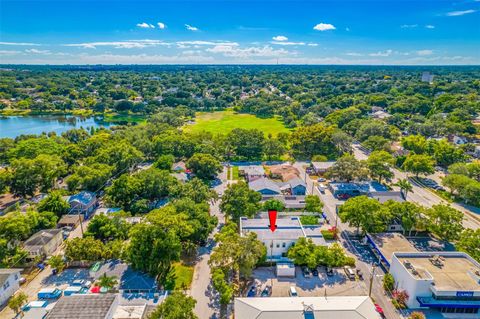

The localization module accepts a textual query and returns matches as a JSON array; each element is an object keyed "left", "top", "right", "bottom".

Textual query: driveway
[{"left": 190, "top": 167, "right": 227, "bottom": 319}]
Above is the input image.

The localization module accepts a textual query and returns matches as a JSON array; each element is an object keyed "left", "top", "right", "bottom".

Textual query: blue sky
[{"left": 1, "top": 0, "right": 479, "bottom": 65}]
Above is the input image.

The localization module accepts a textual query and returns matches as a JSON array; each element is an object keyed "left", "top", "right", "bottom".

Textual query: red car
[{"left": 374, "top": 304, "right": 385, "bottom": 318}]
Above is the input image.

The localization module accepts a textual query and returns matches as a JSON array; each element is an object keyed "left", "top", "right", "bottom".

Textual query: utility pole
[
  {"left": 78, "top": 211, "right": 84, "bottom": 236},
  {"left": 369, "top": 263, "right": 377, "bottom": 297}
]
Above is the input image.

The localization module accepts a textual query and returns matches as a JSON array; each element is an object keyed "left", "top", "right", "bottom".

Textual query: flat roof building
[
  {"left": 239, "top": 216, "right": 326, "bottom": 262},
  {"left": 234, "top": 296, "right": 382, "bottom": 319},
  {"left": 45, "top": 294, "right": 118, "bottom": 319},
  {"left": 366, "top": 233, "right": 418, "bottom": 269},
  {"left": 390, "top": 252, "right": 480, "bottom": 315}
]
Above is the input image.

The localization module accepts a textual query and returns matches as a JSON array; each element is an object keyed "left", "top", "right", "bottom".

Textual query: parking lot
[{"left": 250, "top": 266, "right": 367, "bottom": 298}]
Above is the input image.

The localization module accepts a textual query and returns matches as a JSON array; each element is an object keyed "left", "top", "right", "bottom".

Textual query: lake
[{"left": 0, "top": 115, "right": 113, "bottom": 138}]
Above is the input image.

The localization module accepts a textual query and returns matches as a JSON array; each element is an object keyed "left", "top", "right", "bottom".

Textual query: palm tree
[
  {"left": 97, "top": 274, "right": 118, "bottom": 291},
  {"left": 395, "top": 178, "right": 413, "bottom": 199}
]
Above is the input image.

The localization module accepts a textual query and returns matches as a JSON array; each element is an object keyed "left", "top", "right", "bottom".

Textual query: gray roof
[
  {"left": 240, "top": 165, "right": 265, "bottom": 176},
  {"left": 288, "top": 177, "right": 306, "bottom": 189},
  {"left": 370, "top": 191, "right": 405, "bottom": 203},
  {"left": 24, "top": 229, "right": 62, "bottom": 247},
  {"left": 249, "top": 178, "right": 281, "bottom": 193},
  {"left": 0, "top": 268, "right": 21, "bottom": 286},
  {"left": 45, "top": 294, "right": 117, "bottom": 319},
  {"left": 240, "top": 217, "right": 304, "bottom": 241},
  {"left": 311, "top": 161, "right": 336, "bottom": 170}
]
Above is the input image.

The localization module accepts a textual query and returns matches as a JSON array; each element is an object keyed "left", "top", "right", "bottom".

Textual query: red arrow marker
[{"left": 268, "top": 210, "right": 277, "bottom": 232}]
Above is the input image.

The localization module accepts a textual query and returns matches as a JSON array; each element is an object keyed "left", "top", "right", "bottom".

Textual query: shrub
[
  {"left": 383, "top": 273, "right": 395, "bottom": 292},
  {"left": 301, "top": 215, "right": 318, "bottom": 225}
]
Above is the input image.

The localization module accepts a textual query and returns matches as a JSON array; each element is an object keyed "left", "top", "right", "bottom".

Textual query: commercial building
[
  {"left": 390, "top": 252, "right": 480, "bottom": 315},
  {"left": 23, "top": 229, "right": 63, "bottom": 260},
  {"left": 234, "top": 296, "right": 382, "bottom": 319},
  {"left": 366, "top": 233, "right": 418, "bottom": 269},
  {"left": 0, "top": 268, "right": 22, "bottom": 305},
  {"left": 45, "top": 294, "right": 119, "bottom": 319},
  {"left": 239, "top": 216, "right": 326, "bottom": 262}
]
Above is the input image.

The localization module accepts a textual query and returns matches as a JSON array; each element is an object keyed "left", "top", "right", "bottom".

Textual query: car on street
[
  {"left": 356, "top": 269, "right": 363, "bottom": 280},
  {"left": 317, "top": 177, "right": 326, "bottom": 182},
  {"left": 374, "top": 304, "right": 385, "bottom": 318},
  {"left": 344, "top": 266, "right": 356, "bottom": 280}
]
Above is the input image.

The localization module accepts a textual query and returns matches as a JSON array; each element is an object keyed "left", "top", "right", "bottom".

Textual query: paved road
[
  {"left": 191, "top": 168, "right": 227, "bottom": 319},
  {"left": 351, "top": 144, "right": 480, "bottom": 230},
  {"left": 294, "top": 162, "right": 402, "bottom": 319}
]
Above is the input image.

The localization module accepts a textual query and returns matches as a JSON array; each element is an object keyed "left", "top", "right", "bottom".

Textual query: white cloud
[
  {"left": 346, "top": 52, "right": 363, "bottom": 56},
  {"left": 64, "top": 39, "right": 172, "bottom": 49},
  {"left": 0, "top": 50, "right": 21, "bottom": 55},
  {"left": 185, "top": 24, "right": 199, "bottom": 31},
  {"left": 401, "top": 24, "right": 418, "bottom": 28},
  {"left": 313, "top": 23, "right": 336, "bottom": 31},
  {"left": 416, "top": 49, "right": 433, "bottom": 56},
  {"left": 369, "top": 49, "right": 393, "bottom": 57},
  {"left": 425, "top": 25, "right": 435, "bottom": 29},
  {"left": 136, "top": 22, "right": 155, "bottom": 29},
  {"left": 206, "top": 45, "right": 291, "bottom": 58},
  {"left": 446, "top": 9, "right": 476, "bottom": 16},
  {"left": 25, "top": 49, "right": 51, "bottom": 54},
  {"left": 176, "top": 40, "right": 238, "bottom": 46},
  {"left": 271, "top": 41, "right": 305, "bottom": 46},
  {"left": 0, "top": 42, "right": 40, "bottom": 46},
  {"left": 272, "top": 35, "right": 288, "bottom": 41},
  {"left": 307, "top": 43, "right": 319, "bottom": 47},
  {"left": 157, "top": 22, "right": 166, "bottom": 29}
]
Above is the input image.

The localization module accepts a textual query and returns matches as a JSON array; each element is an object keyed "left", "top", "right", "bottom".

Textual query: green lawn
[
  {"left": 183, "top": 110, "right": 291, "bottom": 136},
  {"left": 165, "top": 262, "right": 194, "bottom": 290},
  {"left": 232, "top": 166, "right": 239, "bottom": 180}
]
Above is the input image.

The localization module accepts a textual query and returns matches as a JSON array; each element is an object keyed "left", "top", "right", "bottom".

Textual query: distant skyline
[{"left": 1, "top": 0, "right": 479, "bottom": 65}]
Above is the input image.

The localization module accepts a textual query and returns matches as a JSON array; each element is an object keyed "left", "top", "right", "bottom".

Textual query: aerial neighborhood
[{"left": 0, "top": 63, "right": 480, "bottom": 319}]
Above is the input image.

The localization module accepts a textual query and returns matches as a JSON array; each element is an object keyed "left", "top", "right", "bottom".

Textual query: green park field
[{"left": 183, "top": 110, "right": 291, "bottom": 136}]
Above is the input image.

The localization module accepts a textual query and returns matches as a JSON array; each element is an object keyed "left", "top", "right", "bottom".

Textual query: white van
[
  {"left": 289, "top": 286, "right": 298, "bottom": 297},
  {"left": 318, "top": 183, "right": 326, "bottom": 193}
]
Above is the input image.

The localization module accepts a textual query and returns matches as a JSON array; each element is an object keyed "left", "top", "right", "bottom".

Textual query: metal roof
[{"left": 45, "top": 294, "right": 117, "bottom": 319}]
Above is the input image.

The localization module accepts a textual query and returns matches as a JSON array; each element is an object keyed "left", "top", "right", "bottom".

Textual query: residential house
[
  {"left": 268, "top": 164, "right": 299, "bottom": 182},
  {"left": 235, "top": 296, "right": 382, "bottom": 319},
  {"left": 311, "top": 161, "right": 336, "bottom": 175},
  {"left": 239, "top": 165, "right": 265, "bottom": 182},
  {"left": 0, "top": 268, "right": 22, "bottom": 305},
  {"left": 249, "top": 177, "right": 281, "bottom": 195},
  {"left": 171, "top": 161, "right": 186, "bottom": 172},
  {"left": 473, "top": 145, "right": 480, "bottom": 159},
  {"left": 288, "top": 177, "right": 307, "bottom": 195},
  {"left": 452, "top": 135, "right": 468, "bottom": 145},
  {"left": 23, "top": 229, "right": 63, "bottom": 260},
  {"left": 371, "top": 110, "right": 392, "bottom": 120},
  {"left": 421, "top": 72, "right": 434, "bottom": 83},
  {"left": 57, "top": 214, "right": 83, "bottom": 228},
  {"left": 68, "top": 191, "right": 97, "bottom": 219},
  {"left": 239, "top": 217, "right": 326, "bottom": 262}
]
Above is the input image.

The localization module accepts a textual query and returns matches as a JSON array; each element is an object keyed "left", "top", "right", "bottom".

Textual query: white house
[
  {"left": 239, "top": 216, "right": 326, "bottom": 262},
  {"left": 234, "top": 296, "right": 382, "bottom": 319},
  {"left": 23, "top": 229, "right": 63, "bottom": 260},
  {"left": 389, "top": 252, "right": 480, "bottom": 315},
  {"left": 0, "top": 268, "right": 22, "bottom": 305}
]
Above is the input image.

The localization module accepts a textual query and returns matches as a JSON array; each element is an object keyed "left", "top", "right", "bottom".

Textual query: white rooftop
[{"left": 234, "top": 296, "right": 382, "bottom": 319}]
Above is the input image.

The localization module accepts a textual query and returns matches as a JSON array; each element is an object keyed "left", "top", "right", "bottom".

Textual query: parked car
[
  {"left": 247, "top": 285, "right": 256, "bottom": 297},
  {"left": 302, "top": 266, "right": 312, "bottom": 278},
  {"left": 326, "top": 267, "right": 334, "bottom": 276},
  {"left": 344, "top": 266, "right": 356, "bottom": 280},
  {"left": 312, "top": 268, "right": 319, "bottom": 277},
  {"left": 261, "top": 286, "right": 271, "bottom": 297},
  {"left": 289, "top": 286, "right": 298, "bottom": 297},
  {"left": 356, "top": 269, "right": 363, "bottom": 280},
  {"left": 318, "top": 183, "right": 326, "bottom": 193},
  {"left": 317, "top": 177, "right": 326, "bottom": 182},
  {"left": 374, "top": 304, "right": 385, "bottom": 318}
]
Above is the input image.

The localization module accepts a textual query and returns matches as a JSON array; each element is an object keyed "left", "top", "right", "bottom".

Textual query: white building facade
[{"left": 0, "top": 269, "right": 22, "bottom": 305}]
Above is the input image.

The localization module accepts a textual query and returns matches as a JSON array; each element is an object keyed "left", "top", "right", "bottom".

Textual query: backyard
[{"left": 183, "top": 110, "right": 292, "bottom": 136}]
